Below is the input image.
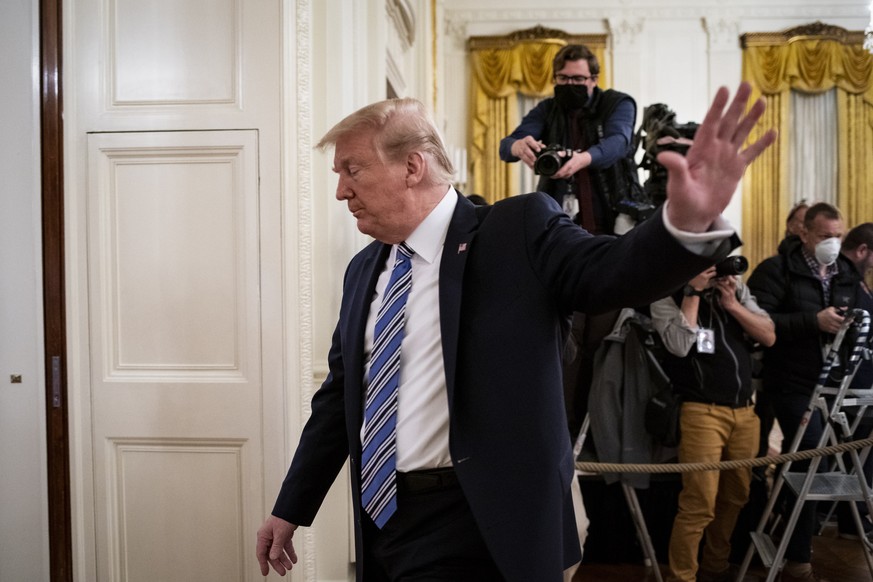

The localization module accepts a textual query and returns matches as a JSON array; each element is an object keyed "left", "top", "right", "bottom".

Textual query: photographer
[
  {"left": 650, "top": 259, "right": 775, "bottom": 582},
  {"left": 498, "top": 44, "right": 636, "bottom": 236}
]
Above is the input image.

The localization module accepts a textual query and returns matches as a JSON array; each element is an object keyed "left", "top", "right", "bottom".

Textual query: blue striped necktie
[{"left": 361, "top": 242, "right": 414, "bottom": 528}]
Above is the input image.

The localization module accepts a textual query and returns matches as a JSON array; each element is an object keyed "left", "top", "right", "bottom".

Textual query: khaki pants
[{"left": 667, "top": 403, "right": 759, "bottom": 582}]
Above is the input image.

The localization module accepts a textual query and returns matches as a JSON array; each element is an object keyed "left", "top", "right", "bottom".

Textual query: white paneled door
[
  {"left": 69, "top": 0, "right": 288, "bottom": 579},
  {"left": 86, "top": 130, "right": 267, "bottom": 582}
]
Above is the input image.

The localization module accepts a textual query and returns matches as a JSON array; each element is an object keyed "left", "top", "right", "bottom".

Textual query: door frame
[{"left": 39, "top": 0, "right": 73, "bottom": 580}]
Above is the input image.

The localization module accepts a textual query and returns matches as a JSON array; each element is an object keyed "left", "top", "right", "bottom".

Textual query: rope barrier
[{"left": 575, "top": 437, "right": 873, "bottom": 474}]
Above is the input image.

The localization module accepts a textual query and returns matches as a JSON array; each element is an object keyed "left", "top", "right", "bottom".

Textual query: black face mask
[{"left": 553, "top": 84, "right": 589, "bottom": 111}]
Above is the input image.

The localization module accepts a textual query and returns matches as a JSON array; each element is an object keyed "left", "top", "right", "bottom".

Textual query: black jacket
[{"left": 747, "top": 237, "right": 863, "bottom": 396}]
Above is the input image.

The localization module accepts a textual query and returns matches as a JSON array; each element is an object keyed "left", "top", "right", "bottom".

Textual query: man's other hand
[
  {"left": 256, "top": 515, "right": 299, "bottom": 576},
  {"left": 817, "top": 306, "right": 846, "bottom": 335}
]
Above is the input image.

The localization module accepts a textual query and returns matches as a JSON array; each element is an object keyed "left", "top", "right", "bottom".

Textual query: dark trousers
[
  {"left": 770, "top": 391, "right": 826, "bottom": 563},
  {"left": 360, "top": 477, "right": 504, "bottom": 581}
]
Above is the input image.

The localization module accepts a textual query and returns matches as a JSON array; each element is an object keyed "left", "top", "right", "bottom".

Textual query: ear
[
  {"left": 405, "top": 151, "right": 426, "bottom": 187},
  {"left": 799, "top": 225, "right": 810, "bottom": 245}
]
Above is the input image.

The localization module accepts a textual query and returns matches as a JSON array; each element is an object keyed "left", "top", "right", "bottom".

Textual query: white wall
[
  {"left": 437, "top": 0, "right": 871, "bottom": 233},
  {"left": 0, "top": 0, "right": 50, "bottom": 580}
]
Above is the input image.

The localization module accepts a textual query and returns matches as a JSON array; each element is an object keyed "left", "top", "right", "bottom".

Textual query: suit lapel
[{"left": 439, "top": 197, "right": 482, "bottom": 408}]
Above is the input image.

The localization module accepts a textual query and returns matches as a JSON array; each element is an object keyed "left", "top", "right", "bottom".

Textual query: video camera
[
  {"left": 635, "top": 103, "right": 700, "bottom": 207},
  {"left": 533, "top": 144, "right": 574, "bottom": 176}
]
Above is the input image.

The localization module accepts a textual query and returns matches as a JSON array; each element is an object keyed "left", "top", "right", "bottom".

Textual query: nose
[{"left": 336, "top": 175, "right": 351, "bottom": 201}]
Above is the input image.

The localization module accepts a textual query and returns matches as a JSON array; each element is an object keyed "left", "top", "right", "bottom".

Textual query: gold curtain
[
  {"left": 741, "top": 22, "right": 873, "bottom": 270},
  {"left": 467, "top": 26, "right": 608, "bottom": 203}
]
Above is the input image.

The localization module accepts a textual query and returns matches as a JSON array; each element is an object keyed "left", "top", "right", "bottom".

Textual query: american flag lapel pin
[{"left": 458, "top": 242, "right": 468, "bottom": 253}]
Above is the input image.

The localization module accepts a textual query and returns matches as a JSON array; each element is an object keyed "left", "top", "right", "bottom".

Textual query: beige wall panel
[
  {"left": 110, "top": 0, "right": 239, "bottom": 105},
  {"left": 109, "top": 440, "right": 246, "bottom": 582}
]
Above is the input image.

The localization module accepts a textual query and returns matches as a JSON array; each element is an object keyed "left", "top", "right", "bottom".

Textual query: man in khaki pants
[{"left": 650, "top": 264, "right": 775, "bottom": 582}]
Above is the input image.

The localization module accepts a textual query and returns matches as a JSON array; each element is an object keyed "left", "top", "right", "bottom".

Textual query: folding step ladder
[
  {"left": 736, "top": 308, "right": 873, "bottom": 582},
  {"left": 574, "top": 413, "right": 664, "bottom": 582}
]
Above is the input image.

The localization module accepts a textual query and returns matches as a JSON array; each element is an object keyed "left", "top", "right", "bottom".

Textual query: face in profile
[{"left": 332, "top": 130, "right": 415, "bottom": 244}]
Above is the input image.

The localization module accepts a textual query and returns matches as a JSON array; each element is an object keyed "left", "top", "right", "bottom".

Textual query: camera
[
  {"left": 635, "top": 103, "right": 700, "bottom": 207},
  {"left": 534, "top": 144, "right": 574, "bottom": 176},
  {"left": 715, "top": 255, "right": 749, "bottom": 277},
  {"left": 615, "top": 198, "right": 657, "bottom": 222}
]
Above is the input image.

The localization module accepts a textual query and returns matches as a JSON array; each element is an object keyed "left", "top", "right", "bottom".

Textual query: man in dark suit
[{"left": 256, "top": 84, "right": 775, "bottom": 581}]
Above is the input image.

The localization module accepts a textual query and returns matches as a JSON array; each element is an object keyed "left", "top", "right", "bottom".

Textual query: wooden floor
[{"left": 574, "top": 525, "right": 872, "bottom": 581}]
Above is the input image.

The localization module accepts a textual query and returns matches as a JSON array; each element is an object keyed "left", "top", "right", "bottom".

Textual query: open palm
[{"left": 660, "top": 83, "right": 776, "bottom": 233}]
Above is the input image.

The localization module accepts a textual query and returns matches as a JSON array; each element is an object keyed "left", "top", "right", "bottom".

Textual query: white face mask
[{"left": 814, "top": 237, "right": 841, "bottom": 266}]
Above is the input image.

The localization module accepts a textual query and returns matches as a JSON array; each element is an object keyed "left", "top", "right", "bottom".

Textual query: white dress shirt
[{"left": 362, "top": 187, "right": 458, "bottom": 471}]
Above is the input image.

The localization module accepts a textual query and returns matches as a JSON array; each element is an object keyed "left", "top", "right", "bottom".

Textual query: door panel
[{"left": 87, "top": 130, "right": 263, "bottom": 581}]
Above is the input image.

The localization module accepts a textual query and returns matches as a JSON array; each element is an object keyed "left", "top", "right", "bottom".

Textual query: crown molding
[
  {"left": 445, "top": 3, "right": 867, "bottom": 41},
  {"left": 741, "top": 21, "right": 866, "bottom": 46},
  {"left": 467, "top": 25, "right": 607, "bottom": 50}
]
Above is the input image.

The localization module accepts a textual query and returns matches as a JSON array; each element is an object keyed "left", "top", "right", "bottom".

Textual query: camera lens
[
  {"left": 533, "top": 151, "right": 563, "bottom": 176},
  {"left": 715, "top": 255, "right": 749, "bottom": 277}
]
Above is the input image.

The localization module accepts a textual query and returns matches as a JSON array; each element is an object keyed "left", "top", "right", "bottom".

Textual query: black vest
[
  {"left": 536, "top": 87, "right": 638, "bottom": 234},
  {"left": 660, "top": 290, "right": 756, "bottom": 406}
]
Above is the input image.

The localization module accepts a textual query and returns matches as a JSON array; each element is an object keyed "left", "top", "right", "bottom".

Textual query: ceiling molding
[{"left": 741, "top": 21, "right": 866, "bottom": 47}]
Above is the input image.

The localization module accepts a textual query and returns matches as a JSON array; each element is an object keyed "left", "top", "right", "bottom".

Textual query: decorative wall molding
[
  {"left": 387, "top": 0, "right": 417, "bottom": 48},
  {"left": 444, "top": 17, "right": 468, "bottom": 42},
  {"left": 607, "top": 18, "right": 645, "bottom": 48},
  {"left": 290, "top": 0, "right": 317, "bottom": 579},
  {"left": 386, "top": 50, "right": 407, "bottom": 96},
  {"left": 703, "top": 17, "right": 741, "bottom": 51}
]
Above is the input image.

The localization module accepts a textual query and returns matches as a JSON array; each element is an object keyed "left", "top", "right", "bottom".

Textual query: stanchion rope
[{"left": 575, "top": 437, "right": 873, "bottom": 474}]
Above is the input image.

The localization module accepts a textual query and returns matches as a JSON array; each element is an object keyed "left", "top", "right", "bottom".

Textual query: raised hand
[{"left": 660, "top": 83, "right": 777, "bottom": 233}]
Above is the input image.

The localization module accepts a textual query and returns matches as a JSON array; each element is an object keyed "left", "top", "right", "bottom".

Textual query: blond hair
[{"left": 317, "top": 98, "right": 454, "bottom": 186}]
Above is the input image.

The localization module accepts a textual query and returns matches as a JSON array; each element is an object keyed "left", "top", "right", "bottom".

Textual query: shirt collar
[
  {"left": 801, "top": 245, "right": 840, "bottom": 279},
  {"left": 402, "top": 187, "right": 457, "bottom": 264}
]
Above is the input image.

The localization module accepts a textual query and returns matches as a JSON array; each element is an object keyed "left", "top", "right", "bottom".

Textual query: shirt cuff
[{"left": 662, "top": 200, "right": 735, "bottom": 257}]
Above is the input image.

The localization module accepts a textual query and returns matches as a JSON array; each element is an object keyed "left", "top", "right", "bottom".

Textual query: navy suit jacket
[{"left": 272, "top": 192, "right": 725, "bottom": 581}]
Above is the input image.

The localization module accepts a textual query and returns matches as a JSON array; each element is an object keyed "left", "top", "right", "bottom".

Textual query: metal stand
[
  {"left": 736, "top": 309, "right": 873, "bottom": 582},
  {"left": 574, "top": 414, "right": 664, "bottom": 582}
]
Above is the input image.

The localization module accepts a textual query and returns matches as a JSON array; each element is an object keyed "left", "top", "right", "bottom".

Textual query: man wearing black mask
[
  {"left": 500, "top": 45, "right": 638, "bottom": 442},
  {"left": 499, "top": 44, "right": 636, "bottom": 236}
]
